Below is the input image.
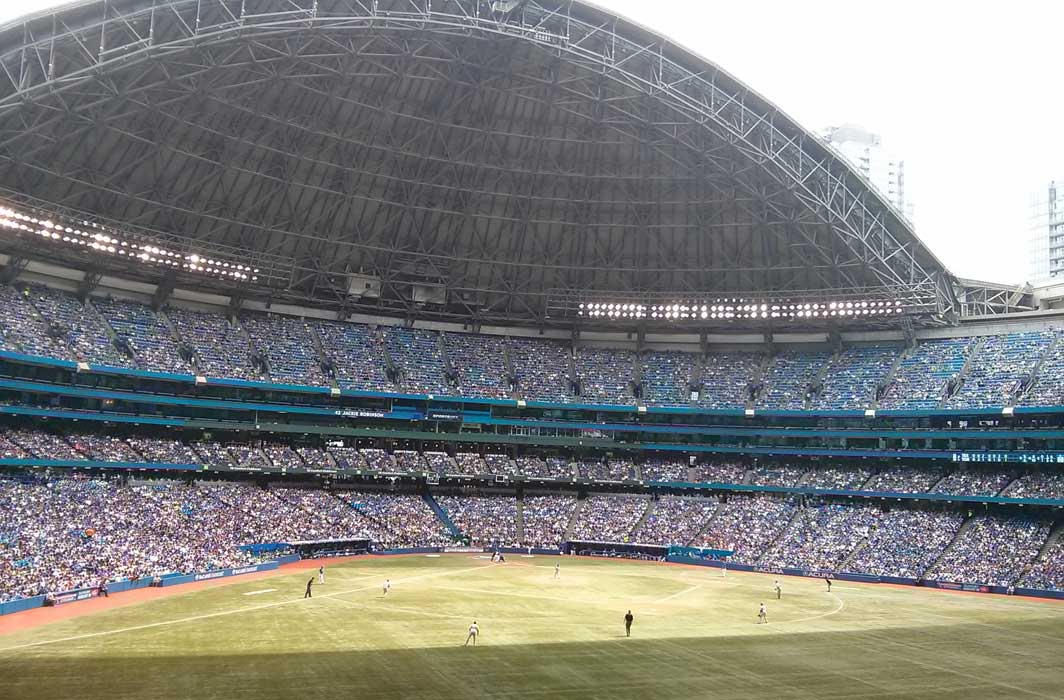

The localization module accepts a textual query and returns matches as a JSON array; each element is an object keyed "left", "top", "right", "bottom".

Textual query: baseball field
[{"left": 1, "top": 554, "right": 1061, "bottom": 700}]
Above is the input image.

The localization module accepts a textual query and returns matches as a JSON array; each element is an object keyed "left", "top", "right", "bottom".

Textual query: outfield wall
[
  {"left": 664, "top": 555, "right": 1064, "bottom": 600},
  {"left": 0, "top": 561, "right": 283, "bottom": 616}
]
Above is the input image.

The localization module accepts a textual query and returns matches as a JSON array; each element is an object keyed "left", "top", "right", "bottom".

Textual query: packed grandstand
[
  {"left": 0, "top": 0, "right": 1061, "bottom": 620},
  {"left": 1, "top": 429, "right": 1063, "bottom": 602},
  {"left": 0, "top": 282, "right": 1061, "bottom": 409}
]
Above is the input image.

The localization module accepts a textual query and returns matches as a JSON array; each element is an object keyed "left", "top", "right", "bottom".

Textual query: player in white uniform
[
  {"left": 554, "top": 563, "right": 560, "bottom": 579},
  {"left": 774, "top": 580, "right": 781, "bottom": 599},
  {"left": 383, "top": 579, "right": 391, "bottom": 596},
  {"left": 319, "top": 566, "right": 325, "bottom": 584},
  {"left": 465, "top": 621, "right": 480, "bottom": 646},
  {"left": 758, "top": 603, "right": 768, "bottom": 624}
]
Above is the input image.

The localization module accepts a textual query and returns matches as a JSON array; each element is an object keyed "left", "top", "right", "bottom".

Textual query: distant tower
[
  {"left": 1028, "top": 181, "right": 1064, "bottom": 283},
  {"left": 821, "top": 124, "right": 914, "bottom": 225}
]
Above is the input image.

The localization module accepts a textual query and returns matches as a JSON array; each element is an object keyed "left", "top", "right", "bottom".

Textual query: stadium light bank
[{"left": 0, "top": 203, "right": 258, "bottom": 283}]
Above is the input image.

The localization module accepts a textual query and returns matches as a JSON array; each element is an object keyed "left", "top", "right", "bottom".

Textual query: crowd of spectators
[
  {"left": 263, "top": 446, "right": 304, "bottom": 469},
  {"left": 124, "top": 438, "right": 200, "bottom": 464},
  {"left": 520, "top": 494, "right": 576, "bottom": 549},
  {"left": 443, "top": 332, "right": 511, "bottom": 400},
  {"left": 386, "top": 327, "right": 449, "bottom": 395},
  {"left": 697, "top": 351, "right": 762, "bottom": 409},
  {"left": 25, "top": 285, "right": 133, "bottom": 367},
  {"left": 516, "top": 456, "right": 574, "bottom": 480},
  {"left": 756, "top": 350, "right": 831, "bottom": 410},
  {"left": 1003, "top": 472, "right": 1064, "bottom": 500},
  {"left": 847, "top": 509, "right": 964, "bottom": 579},
  {"left": 812, "top": 345, "right": 900, "bottom": 410},
  {"left": 575, "top": 460, "right": 635, "bottom": 482},
  {"left": 800, "top": 464, "right": 873, "bottom": 490},
  {"left": 879, "top": 338, "right": 970, "bottom": 409},
  {"left": 640, "top": 351, "right": 697, "bottom": 406},
  {"left": 423, "top": 451, "right": 453, "bottom": 473},
  {"left": 929, "top": 468, "right": 1014, "bottom": 497},
  {"left": 329, "top": 447, "right": 369, "bottom": 471},
  {"left": 945, "top": 331, "right": 1057, "bottom": 409},
  {"left": 393, "top": 450, "right": 426, "bottom": 471},
  {"left": 0, "top": 285, "right": 68, "bottom": 359},
  {"left": 1019, "top": 535, "right": 1064, "bottom": 591},
  {"left": 926, "top": 515, "right": 1051, "bottom": 587},
  {"left": 748, "top": 465, "right": 809, "bottom": 487},
  {"left": 297, "top": 447, "right": 333, "bottom": 470},
  {"left": 862, "top": 466, "right": 945, "bottom": 494},
  {"left": 694, "top": 461, "right": 748, "bottom": 484},
  {"left": 507, "top": 337, "right": 571, "bottom": 402},
  {"left": 574, "top": 348, "right": 634, "bottom": 404},
  {"left": 3, "top": 282, "right": 1064, "bottom": 411},
  {"left": 692, "top": 495, "right": 796, "bottom": 565},
  {"left": 0, "top": 434, "right": 32, "bottom": 458},
  {"left": 93, "top": 297, "right": 190, "bottom": 374},
  {"left": 66, "top": 434, "right": 142, "bottom": 462},
  {"left": 437, "top": 495, "right": 518, "bottom": 547},
  {"left": 7, "top": 429, "right": 87, "bottom": 461},
  {"left": 361, "top": 448, "right": 396, "bottom": 472},
  {"left": 569, "top": 495, "right": 650, "bottom": 543},
  {"left": 454, "top": 453, "right": 486, "bottom": 475},
  {"left": 1022, "top": 334, "right": 1064, "bottom": 406},
  {"left": 227, "top": 446, "right": 271, "bottom": 469},
  {"left": 0, "top": 478, "right": 262, "bottom": 602},
  {"left": 192, "top": 442, "right": 236, "bottom": 467},
  {"left": 640, "top": 460, "right": 689, "bottom": 482},
  {"left": 483, "top": 453, "right": 514, "bottom": 475},
  {"left": 1, "top": 472, "right": 1061, "bottom": 601},
  {"left": 760, "top": 503, "right": 878, "bottom": 571},
  {"left": 315, "top": 321, "right": 391, "bottom": 392},
  {"left": 630, "top": 496, "right": 715, "bottom": 546},
  {"left": 336, "top": 490, "right": 452, "bottom": 549},
  {"left": 166, "top": 307, "right": 258, "bottom": 380},
  {"left": 241, "top": 314, "right": 326, "bottom": 385}
]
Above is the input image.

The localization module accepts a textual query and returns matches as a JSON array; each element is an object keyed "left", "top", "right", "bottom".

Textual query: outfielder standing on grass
[
  {"left": 624, "top": 610, "right": 633, "bottom": 637},
  {"left": 758, "top": 603, "right": 768, "bottom": 624},
  {"left": 319, "top": 565, "right": 325, "bottom": 585},
  {"left": 465, "top": 621, "right": 479, "bottom": 646},
  {"left": 383, "top": 579, "right": 391, "bottom": 596}
]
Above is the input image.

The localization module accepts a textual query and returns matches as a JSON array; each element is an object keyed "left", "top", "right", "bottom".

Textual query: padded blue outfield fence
[
  {"left": 664, "top": 555, "right": 1064, "bottom": 600},
  {"left": 0, "top": 561, "right": 282, "bottom": 616}
]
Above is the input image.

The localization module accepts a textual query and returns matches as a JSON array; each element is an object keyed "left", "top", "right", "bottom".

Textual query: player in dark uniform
[
  {"left": 825, "top": 576, "right": 832, "bottom": 592},
  {"left": 304, "top": 577, "right": 314, "bottom": 598},
  {"left": 624, "top": 610, "right": 634, "bottom": 637}
]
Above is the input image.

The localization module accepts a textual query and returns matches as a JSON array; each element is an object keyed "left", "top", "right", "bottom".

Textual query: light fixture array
[
  {"left": 0, "top": 205, "right": 258, "bottom": 282},
  {"left": 578, "top": 299, "right": 906, "bottom": 320}
]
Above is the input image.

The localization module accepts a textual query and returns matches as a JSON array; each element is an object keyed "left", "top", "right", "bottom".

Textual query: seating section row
[{"left": 0, "top": 283, "right": 1061, "bottom": 408}]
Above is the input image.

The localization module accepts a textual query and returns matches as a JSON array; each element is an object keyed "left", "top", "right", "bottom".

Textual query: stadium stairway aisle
[
  {"left": 515, "top": 499, "right": 525, "bottom": 543},
  {"left": 1035, "top": 521, "right": 1064, "bottom": 562},
  {"left": 630, "top": 499, "right": 657, "bottom": 538},
  {"left": 563, "top": 498, "right": 585, "bottom": 541},
  {"left": 424, "top": 492, "right": 463, "bottom": 540},
  {"left": 925, "top": 515, "right": 978, "bottom": 573}
]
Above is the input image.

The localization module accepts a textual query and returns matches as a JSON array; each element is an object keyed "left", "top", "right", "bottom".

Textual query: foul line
[
  {"left": 0, "top": 564, "right": 491, "bottom": 654},
  {"left": 656, "top": 585, "right": 702, "bottom": 603}
]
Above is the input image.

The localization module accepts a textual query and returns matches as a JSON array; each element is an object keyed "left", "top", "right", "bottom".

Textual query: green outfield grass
[{"left": 1, "top": 554, "right": 1062, "bottom": 700}]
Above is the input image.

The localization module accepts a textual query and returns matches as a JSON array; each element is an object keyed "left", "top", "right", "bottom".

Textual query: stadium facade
[{"left": 0, "top": 0, "right": 1061, "bottom": 611}]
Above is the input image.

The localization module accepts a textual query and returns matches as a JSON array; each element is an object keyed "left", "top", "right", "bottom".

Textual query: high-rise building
[
  {"left": 821, "top": 124, "right": 914, "bottom": 224},
  {"left": 1028, "top": 181, "right": 1064, "bottom": 284}
]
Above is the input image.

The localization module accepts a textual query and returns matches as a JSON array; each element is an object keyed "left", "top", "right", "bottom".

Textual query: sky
[{"left": 2, "top": 0, "right": 1061, "bottom": 284}]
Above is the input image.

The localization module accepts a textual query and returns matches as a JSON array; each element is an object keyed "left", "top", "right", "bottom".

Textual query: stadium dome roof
[{"left": 0, "top": 0, "right": 956, "bottom": 328}]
